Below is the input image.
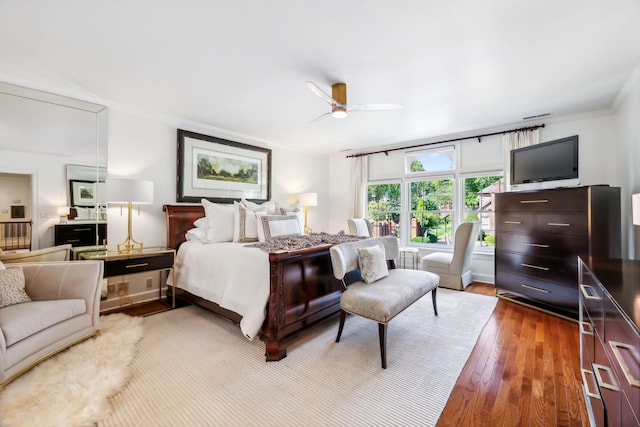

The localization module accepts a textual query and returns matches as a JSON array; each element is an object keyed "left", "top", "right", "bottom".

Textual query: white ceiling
[{"left": 1, "top": 0, "right": 639, "bottom": 155}]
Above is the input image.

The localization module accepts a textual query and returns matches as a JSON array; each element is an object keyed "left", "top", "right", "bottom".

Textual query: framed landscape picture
[
  {"left": 177, "top": 129, "right": 271, "bottom": 203},
  {"left": 70, "top": 180, "right": 96, "bottom": 207}
]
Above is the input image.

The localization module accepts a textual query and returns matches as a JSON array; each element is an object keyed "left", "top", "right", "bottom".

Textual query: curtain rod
[{"left": 345, "top": 123, "right": 545, "bottom": 158}]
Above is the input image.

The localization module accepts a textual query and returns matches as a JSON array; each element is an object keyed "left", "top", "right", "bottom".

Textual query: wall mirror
[{"left": 0, "top": 81, "right": 107, "bottom": 249}]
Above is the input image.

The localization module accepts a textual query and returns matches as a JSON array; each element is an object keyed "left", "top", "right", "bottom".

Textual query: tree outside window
[
  {"left": 409, "top": 178, "right": 453, "bottom": 244},
  {"left": 462, "top": 176, "right": 504, "bottom": 247},
  {"left": 367, "top": 183, "right": 400, "bottom": 237}
]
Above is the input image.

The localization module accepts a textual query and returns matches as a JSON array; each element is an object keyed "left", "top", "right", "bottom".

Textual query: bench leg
[
  {"left": 336, "top": 310, "right": 347, "bottom": 343},
  {"left": 432, "top": 287, "right": 438, "bottom": 316},
  {"left": 378, "top": 323, "right": 387, "bottom": 369}
]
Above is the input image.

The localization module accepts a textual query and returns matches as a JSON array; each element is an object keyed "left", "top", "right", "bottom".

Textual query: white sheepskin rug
[{"left": 0, "top": 313, "right": 144, "bottom": 427}]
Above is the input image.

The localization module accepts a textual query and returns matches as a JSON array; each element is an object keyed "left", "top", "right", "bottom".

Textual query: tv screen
[{"left": 510, "top": 135, "right": 578, "bottom": 185}]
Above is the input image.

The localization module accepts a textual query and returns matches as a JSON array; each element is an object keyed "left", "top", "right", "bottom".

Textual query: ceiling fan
[{"left": 305, "top": 81, "right": 402, "bottom": 119}]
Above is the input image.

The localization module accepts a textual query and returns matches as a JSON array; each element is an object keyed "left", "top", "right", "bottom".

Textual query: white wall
[
  {"left": 106, "top": 107, "right": 330, "bottom": 250},
  {"left": 614, "top": 64, "right": 640, "bottom": 259}
]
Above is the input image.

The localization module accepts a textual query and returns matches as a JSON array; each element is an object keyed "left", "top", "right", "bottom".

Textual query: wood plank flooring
[{"left": 437, "top": 283, "right": 589, "bottom": 427}]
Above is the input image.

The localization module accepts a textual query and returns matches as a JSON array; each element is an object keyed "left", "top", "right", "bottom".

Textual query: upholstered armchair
[
  {"left": 0, "top": 244, "right": 71, "bottom": 263},
  {"left": 347, "top": 218, "right": 373, "bottom": 237},
  {"left": 0, "top": 260, "right": 103, "bottom": 388},
  {"left": 421, "top": 221, "right": 480, "bottom": 290}
]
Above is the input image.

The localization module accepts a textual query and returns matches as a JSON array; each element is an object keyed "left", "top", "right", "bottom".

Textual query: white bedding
[{"left": 170, "top": 240, "right": 270, "bottom": 340}]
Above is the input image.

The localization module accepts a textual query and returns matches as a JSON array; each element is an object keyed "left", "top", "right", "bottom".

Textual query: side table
[
  {"left": 398, "top": 247, "right": 419, "bottom": 269},
  {"left": 80, "top": 247, "right": 175, "bottom": 314}
]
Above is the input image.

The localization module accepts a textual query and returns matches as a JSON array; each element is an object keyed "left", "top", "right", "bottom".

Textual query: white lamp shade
[
  {"left": 107, "top": 179, "right": 154, "bottom": 204},
  {"left": 57, "top": 206, "right": 70, "bottom": 216},
  {"left": 298, "top": 192, "right": 318, "bottom": 207},
  {"left": 633, "top": 193, "right": 640, "bottom": 226}
]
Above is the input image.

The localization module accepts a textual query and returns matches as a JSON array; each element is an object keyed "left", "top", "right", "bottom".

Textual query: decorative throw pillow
[
  {"left": 275, "top": 200, "right": 305, "bottom": 233},
  {"left": 201, "top": 199, "right": 235, "bottom": 242},
  {"left": 185, "top": 228, "right": 206, "bottom": 241},
  {"left": 257, "top": 215, "right": 302, "bottom": 241},
  {"left": 233, "top": 201, "right": 266, "bottom": 242},
  {"left": 240, "top": 198, "right": 278, "bottom": 215},
  {"left": 193, "top": 217, "right": 208, "bottom": 228},
  {"left": 357, "top": 244, "right": 389, "bottom": 284},
  {"left": 0, "top": 266, "right": 31, "bottom": 308}
]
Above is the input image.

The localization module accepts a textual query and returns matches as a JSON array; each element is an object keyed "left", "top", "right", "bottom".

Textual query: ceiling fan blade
[
  {"left": 306, "top": 111, "right": 331, "bottom": 123},
  {"left": 348, "top": 103, "right": 403, "bottom": 112},
  {"left": 305, "top": 81, "right": 336, "bottom": 105}
]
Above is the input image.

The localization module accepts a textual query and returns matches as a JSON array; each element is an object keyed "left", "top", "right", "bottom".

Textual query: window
[
  {"left": 405, "top": 146, "right": 454, "bottom": 174},
  {"left": 367, "top": 182, "right": 400, "bottom": 237},
  {"left": 462, "top": 175, "right": 504, "bottom": 247},
  {"left": 409, "top": 179, "right": 453, "bottom": 244}
]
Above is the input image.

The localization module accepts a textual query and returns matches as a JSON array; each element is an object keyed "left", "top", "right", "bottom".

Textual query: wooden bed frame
[{"left": 163, "top": 204, "right": 343, "bottom": 361}]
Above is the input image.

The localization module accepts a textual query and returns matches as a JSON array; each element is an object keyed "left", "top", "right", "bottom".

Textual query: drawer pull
[
  {"left": 547, "top": 222, "right": 570, "bottom": 227},
  {"left": 521, "top": 283, "right": 550, "bottom": 293},
  {"left": 520, "top": 199, "right": 548, "bottom": 204},
  {"left": 581, "top": 369, "right": 601, "bottom": 400},
  {"left": 125, "top": 262, "right": 149, "bottom": 269},
  {"left": 593, "top": 363, "right": 619, "bottom": 391},
  {"left": 67, "top": 239, "right": 81, "bottom": 243},
  {"left": 504, "top": 220, "right": 522, "bottom": 224},
  {"left": 521, "top": 243, "right": 550, "bottom": 248},
  {"left": 579, "top": 321, "right": 594, "bottom": 336},
  {"left": 609, "top": 341, "right": 640, "bottom": 388},
  {"left": 521, "top": 263, "right": 549, "bottom": 271},
  {"left": 579, "top": 284, "right": 600, "bottom": 300},
  {"left": 72, "top": 228, "right": 92, "bottom": 232}
]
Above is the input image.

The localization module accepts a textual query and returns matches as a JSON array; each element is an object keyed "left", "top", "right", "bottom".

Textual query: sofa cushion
[
  {"left": 357, "top": 244, "right": 389, "bottom": 284},
  {"left": 0, "top": 299, "right": 86, "bottom": 347},
  {"left": 0, "top": 266, "right": 31, "bottom": 308}
]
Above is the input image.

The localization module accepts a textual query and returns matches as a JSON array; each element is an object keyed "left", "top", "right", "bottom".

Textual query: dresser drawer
[
  {"left": 535, "top": 213, "right": 588, "bottom": 236},
  {"left": 495, "top": 213, "right": 535, "bottom": 233},
  {"left": 498, "top": 232, "right": 588, "bottom": 259},
  {"left": 496, "top": 188, "right": 587, "bottom": 212},
  {"left": 104, "top": 252, "right": 174, "bottom": 277},
  {"left": 496, "top": 252, "right": 577, "bottom": 285},
  {"left": 496, "top": 270, "right": 579, "bottom": 310},
  {"left": 579, "top": 269, "right": 605, "bottom": 337}
]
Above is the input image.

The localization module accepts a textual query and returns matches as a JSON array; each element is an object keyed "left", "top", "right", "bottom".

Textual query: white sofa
[{"left": 0, "top": 260, "right": 103, "bottom": 388}]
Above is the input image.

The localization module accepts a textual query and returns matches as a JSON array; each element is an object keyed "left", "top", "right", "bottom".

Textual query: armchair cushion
[{"left": 0, "top": 267, "right": 31, "bottom": 308}]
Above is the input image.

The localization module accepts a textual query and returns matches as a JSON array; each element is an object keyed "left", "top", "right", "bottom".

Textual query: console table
[{"left": 579, "top": 257, "right": 639, "bottom": 426}]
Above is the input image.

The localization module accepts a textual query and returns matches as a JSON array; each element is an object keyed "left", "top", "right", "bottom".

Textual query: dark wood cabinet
[
  {"left": 495, "top": 186, "right": 620, "bottom": 317},
  {"left": 54, "top": 222, "right": 107, "bottom": 247},
  {"left": 579, "top": 257, "right": 639, "bottom": 427}
]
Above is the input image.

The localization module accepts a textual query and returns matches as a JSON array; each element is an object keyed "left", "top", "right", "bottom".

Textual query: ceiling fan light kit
[{"left": 306, "top": 80, "right": 401, "bottom": 120}]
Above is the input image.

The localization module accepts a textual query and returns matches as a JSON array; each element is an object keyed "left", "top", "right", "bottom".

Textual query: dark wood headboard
[{"left": 163, "top": 204, "right": 205, "bottom": 250}]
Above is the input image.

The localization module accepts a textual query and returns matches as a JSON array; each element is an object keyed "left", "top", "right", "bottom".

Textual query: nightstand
[{"left": 80, "top": 247, "right": 175, "bottom": 314}]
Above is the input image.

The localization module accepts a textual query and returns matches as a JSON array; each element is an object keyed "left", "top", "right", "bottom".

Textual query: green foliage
[{"left": 464, "top": 176, "right": 502, "bottom": 208}]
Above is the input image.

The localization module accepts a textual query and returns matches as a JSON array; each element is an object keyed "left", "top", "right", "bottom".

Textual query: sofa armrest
[{"left": 16, "top": 261, "right": 103, "bottom": 320}]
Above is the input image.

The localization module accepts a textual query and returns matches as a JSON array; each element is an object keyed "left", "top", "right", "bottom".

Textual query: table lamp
[
  {"left": 298, "top": 192, "right": 317, "bottom": 234},
  {"left": 57, "top": 206, "right": 70, "bottom": 224},
  {"left": 107, "top": 178, "right": 154, "bottom": 253}
]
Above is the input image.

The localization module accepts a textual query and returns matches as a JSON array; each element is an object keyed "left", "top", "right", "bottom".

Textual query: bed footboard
[{"left": 263, "top": 246, "right": 342, "bottom": 361}]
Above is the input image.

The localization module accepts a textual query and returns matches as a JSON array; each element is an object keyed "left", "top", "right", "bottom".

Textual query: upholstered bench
[{"left": 329, "top": 236, "right": 439, "bottom": 368}]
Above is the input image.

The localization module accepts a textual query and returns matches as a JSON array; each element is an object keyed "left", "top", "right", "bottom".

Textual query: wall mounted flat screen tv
[{"left": 510, "top": 135, "right": 579, "bottom": 186}]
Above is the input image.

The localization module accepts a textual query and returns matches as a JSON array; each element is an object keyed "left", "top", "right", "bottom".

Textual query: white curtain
[
  {"left": 503, "top": 129, "right": 540, "bottom": 190},
  {"left": 350, "top": 156, "right": 368, "bottom": 218}
]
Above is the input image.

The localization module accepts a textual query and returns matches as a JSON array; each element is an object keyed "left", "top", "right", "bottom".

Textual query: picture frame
[
  {"left": 177, "top": 129, "right": 271, "bottom": 203},
  {"left": 70, "top": 180, "right": 96, "bottom": 207}
]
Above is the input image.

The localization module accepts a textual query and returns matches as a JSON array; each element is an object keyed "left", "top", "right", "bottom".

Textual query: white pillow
[
  {"left": 75, "top": 206, "right": 89, "bottom": 220},
  {"left": 357, "top": 244, "right": 389, "bottom": 284},
  {"left": 257, "top": 214, "right": 301, "bottom": 241},
  {"left": 240, "top": 198, "right": 278, "bottom": 214},
  {"left": 276, "top": 200, "right": 305, "bottom": 233},
  {"left": 233, "top": 201, "right": 266, "bottom": 243},
  {"left": 185, "top": 228, "right": 206, "bottom": 241},
  {"left": 201, "top": 199, "right": 235, "bottom": 242},
  {"left": 193, "top": 217, "right": 208, "bottom": 228}
]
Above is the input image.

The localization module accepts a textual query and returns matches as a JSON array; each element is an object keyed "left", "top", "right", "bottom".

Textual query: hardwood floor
[{"left": 437, "top": 283, "right": 589, "bottom": 427}]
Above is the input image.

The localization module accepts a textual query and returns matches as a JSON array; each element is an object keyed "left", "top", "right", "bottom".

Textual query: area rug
[
  {"left": 0, "top": 313, "right": 144, "bottom": 427},
  {"left": 100, "top": 289, "right": 497, "bottom": 427}
]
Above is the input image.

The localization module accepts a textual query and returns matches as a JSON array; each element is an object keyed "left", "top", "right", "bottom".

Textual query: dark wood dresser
[
  {"left": 579, "top": 257, "right": 639, "bottom": 426},
  {"left": 54, "top": 222, "right": 107, "bottom": 247},
  {"left": 495, "top": 186, "right": 621, "bottom": 317}
]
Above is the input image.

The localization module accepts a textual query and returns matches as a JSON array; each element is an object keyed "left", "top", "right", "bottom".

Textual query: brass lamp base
[{"left": 117, "top": 201, "right": 144, "bottom": 254}]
